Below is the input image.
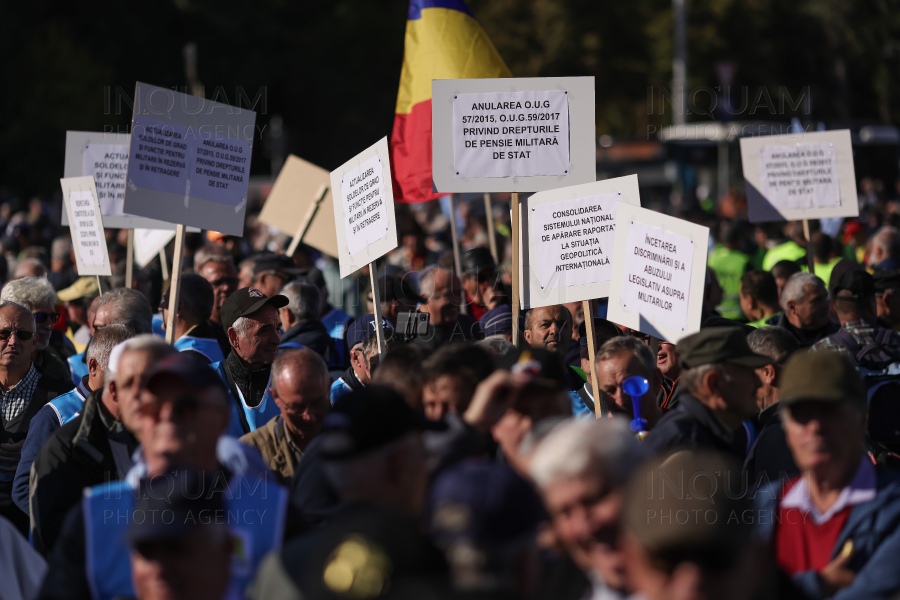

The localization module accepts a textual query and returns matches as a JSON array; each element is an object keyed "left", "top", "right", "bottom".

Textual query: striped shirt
[
  {"left": 0, "top": 364, "right": 40, "bottom": 422},
  {"left": 811, "top": 319, "right": 900, "bottom": 361}
]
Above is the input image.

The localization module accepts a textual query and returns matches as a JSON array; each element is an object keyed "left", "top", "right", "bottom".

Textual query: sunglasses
[
  {"left": 0, "top": 329, "right": 34, "bottom": 341},
  {"left": 33, "top": 311, "right": 61, "bottom": 325}
]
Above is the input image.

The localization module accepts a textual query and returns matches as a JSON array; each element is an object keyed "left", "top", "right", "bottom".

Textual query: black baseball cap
[
  {"left": 873, "top": 269, "right": 900, "bottom": 293},
  {"left": 125, "top": 470, "right": 226, "bottom": 545},
  {"left": 677, "top": 326, "right": 771, "bottom": 370},
  {"left": 220, "top": 287, "right": 288, "bottom": 331},
  {"left": 461, "top": 247, "right": 496, "bottom": 277},
  {"left": 318, "top": 386, "right": 443, "bottom": 459},
  {"left": 345, "top": 315, "right": 394, "bottom": 348},
  {"left": 832, "top": 269, "right": 876, "bottom": 299}
]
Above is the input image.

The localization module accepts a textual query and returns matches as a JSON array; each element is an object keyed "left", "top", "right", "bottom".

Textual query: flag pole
[{"left": 484, "top": 193, "right": 498, "bottom": 264}]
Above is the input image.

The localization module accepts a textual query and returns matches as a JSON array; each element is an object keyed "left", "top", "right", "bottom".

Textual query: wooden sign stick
[
  {"left": 159, "top": 249, "right": 169, "bottom": 282},
  {"left": 369, "top": 262, "right": 386, "bottom": 358},
  {"left": 125, "top": 229, "right": 134, "bottom": 289},
  {"left": 583, "top": 300, "right": 600, "bottom": 419},
  {"left": 164, "top": 224, "right": 186, "bottom": 345},
  {"left": 802, "top": 219, "right": 815, "bottom": 274},
  {"left": 449, "top": 194, "right": 467, "bottom": 315},
  {"left": 96, "top": 276, "right": 103, "bottom": 296},
  {"left": 511, "top": 192, "right": 522, "bottom": 346},
  {"left": 286, "top": 184, "right": 328, "bottom": 257},
  {"left": 484, "top": 193, "right": 499, "bottom": 264}
]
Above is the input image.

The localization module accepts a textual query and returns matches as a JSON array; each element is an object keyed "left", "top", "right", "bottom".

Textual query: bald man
[{"left": 239, "top": 348, "right": 331, "bottom": 484}]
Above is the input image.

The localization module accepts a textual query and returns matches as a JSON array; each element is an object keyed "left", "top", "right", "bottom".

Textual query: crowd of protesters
[{"left": 1, "top": 180, "right": 900, "bottom": 600}]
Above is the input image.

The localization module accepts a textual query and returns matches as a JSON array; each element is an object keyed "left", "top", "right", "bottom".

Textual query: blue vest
[
  {"left": 175, "top": 335, "right": 225, "bottom": 363},
  {"left": 330, "top": 377, "right": 353, "bottom": 405},
  {"left": 151, "top": 314, "right": 165, "bottom": 338},
  {"left": 68, "top": 352, "right": 89, "bottom": 386},
  {"left": 47, "top": 386, "right": 88, "bottom": 426},
  {"left": 210, "top": 361, "right": 280, "bottom": 438},
  {"left": 321, "top": 307, "right": 352, "bottom": 369},
  {"left": 82, "top": 476, "right": 288, "bottom": 600}
]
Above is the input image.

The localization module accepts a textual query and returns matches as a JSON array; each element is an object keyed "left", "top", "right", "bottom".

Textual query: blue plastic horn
[{"left": 623, "top": 375, "right": 649, "bottom": 435}]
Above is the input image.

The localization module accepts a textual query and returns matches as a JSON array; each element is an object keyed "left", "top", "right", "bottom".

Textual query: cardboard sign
[
  {"left": 740, "top": 129, "right": 858, "bottom": 223},
  {"left": 432, "top": 77, "right": 595, "bottom": 193},
  {"left": 122, "top": 82, "right": 257, "bottom": 236},
  {"left": 607, "top": 204, "right": 708, "bottom": 343},
  {"left": 133, "top": 229, "right": 175, "bottom": 268},
  {"left": 60, "top": 176, "right": 112, "bottom": 276},
  {"left": 520, "top": 175, "right": 641, "bottom": 309},
  {"left": 329, "top": 138, "right": 398, "bottom": 278},
  {"left": 63, "top": 131, "right": 180, "bottom": 230},
  {"left": 257, "top": 155, "right": 338, "bottom": 258}
]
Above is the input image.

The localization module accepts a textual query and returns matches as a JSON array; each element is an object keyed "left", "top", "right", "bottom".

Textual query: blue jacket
[
  {"left": 321, "top": 306, "right": 352, "bottom": 369},
  {"left": 757, "top": 467, "right": 900, "bottom": 600},
  {"left": 68, "top": 352, "right": 89, "bottom": 386},
  {"left": 174, "top": 335, "right": 225, "bottom": 364},
  {"left": 210, "top": 360, "right": 280, "bottom": 439},
  {"left": 83, "top": 437, "right": 287, "bottom": 600},
  {"left": 13, "top": 377, "right": 90, "bottom": 514}
]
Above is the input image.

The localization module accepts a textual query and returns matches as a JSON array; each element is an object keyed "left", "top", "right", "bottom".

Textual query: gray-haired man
[{"left": 278, "top": 280, "right": 334, "bottom": 361}]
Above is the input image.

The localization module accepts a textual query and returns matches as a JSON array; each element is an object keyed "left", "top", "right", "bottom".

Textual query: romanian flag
[{"left": 391, "top": 0, "right": 512, "bottom": 204}]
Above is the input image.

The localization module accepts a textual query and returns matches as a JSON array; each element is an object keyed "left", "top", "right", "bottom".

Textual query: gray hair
[
  {"left": 477, "top": 336, "right": 515, "bottom": 359},
  {"left": 51, "top": 236, "right": 73, "bottom": 262},
  {"left": 231, "top": 316, "right": 252, "bottom": 339},
  {"left": 1, "top": 276, "right": 57, "bottom": 309},
  {"left": 105, "top": 334, "right": 177, "bottom": 383},
  {"left": 418, "top": 266, "right": 451, "bottom": 300},
  {"left": 596, "top": 335, "right": 655, "bottom": 376},
  {"left": 92, "top": 288, "right": 153, "bottom": 334},
  {"left": 747, "top": 326, "right": 799, "bottom": 366},
  {"left": 281, "top": 281, "right": 321, "bottom": 322},
  {"left": 680, "top": 363, "right": 730, "bottom": 396},
  {"left": 0, "top": 301, "right": 36, "bottom": 332},
  {"left": 780, "top": 272, "right": 825, "bottom": 311},
  {"left": 86, "top": 324, "right": 134, "bottom": 371},
  {"left": 194, "top": 244, "right": 234, "bottom": 272},
  {"left": 872, "top": 226, "right": 900, "bottom": 259},
  {"left": 530, "top": 418, "right": 637, "bottom": 489}
]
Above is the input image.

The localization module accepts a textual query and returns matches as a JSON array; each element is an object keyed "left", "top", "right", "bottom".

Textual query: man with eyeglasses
[
  {"left": 1, "top": 276, "right": 75, "bottom": 383},
  {"left": 0, "top": 301, "right": 72, "bottom": 535},
  {"left": 194, "top": 244, "right": 239, "bottom": 358}
]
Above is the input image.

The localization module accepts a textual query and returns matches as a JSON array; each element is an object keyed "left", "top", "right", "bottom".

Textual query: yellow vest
[{"left": 708, "top": 244, "right": 750, "bottom": 320}]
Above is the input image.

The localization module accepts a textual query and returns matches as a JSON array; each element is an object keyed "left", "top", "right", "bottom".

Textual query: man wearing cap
[
  {"left": 248, "top": 386, "right": 446, "bottom": 600},
  {"left": 622, "top": 452, "right": 777, "bottom": 600},
  {"left": 240, "top": 348, "right": 331, "bottom": 485},
  {"left": 39, "top": 354, "right": 289, "bottom": 600},
  {"left": 249, "top": 253, "right": 302, "bottom": 298},
  {"left": 812, "top": 269, "right": 900, "bottom": 363},
  {"left": 211, "top": 287, "right": 288, "bottom": 438},
  {"left": 330, "top": 315, "right": 393, "bottom": 404},
  {"left": 58, "top": 278, "right": 99, "bottom": 354},
  {"left": 13, "top": 324, "right": 134, "bottom": 518},
  {"left": 460, "top": 247, "right": 503, "bottom": 321},
  {"left": 366, "top": 271, "right": 425, "bottom": 327},
  {"left": 643, "top": 327, "right": 769, "bottom": 457},
  {"left": 873, "top": 269, "right": 900, "bottom": 331},
  {"left": 759, "top": 351, "right": 900, "bottom": 600},
  {"left": 530, "top": 418, "right": 639, "bottom": 600},
  {"left": 127, "top": 471, "right": 235, "bottom": 600},
  {"left": 480, "top": 304, "right": 515, "bottom": 341},
  {"left": 160, "top": 273, "right": 225, "bottom": 364},
  {"left": 28, "top": 335, "right": 175, "bottom": 557}
]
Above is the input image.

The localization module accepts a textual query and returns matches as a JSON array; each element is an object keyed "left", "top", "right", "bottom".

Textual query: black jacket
[
  {"left": 642, "top": 393, "right": 741, "bottom": 458},
  {"left": 29, "top": 390, "right": 136, "bottom": 556},
  {"left": 775, "top": 313, "right": 840, "bottom": 348},
  {"left": 280, "top": 319, "right": 335, "bottom": 362}
]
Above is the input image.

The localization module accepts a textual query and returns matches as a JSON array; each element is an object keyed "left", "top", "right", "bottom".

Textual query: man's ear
[
  {"left": 523, "top": 329, "right": 533, "bottom": 344},
  {"left": 226, "top": 327, "right": 240, "bottom": 349},
  {"left": 760, "top": 363, "right": 777, "bottom": 385},
  {"left": 88, "top": 356, "right": 100, "bottom": 375}
]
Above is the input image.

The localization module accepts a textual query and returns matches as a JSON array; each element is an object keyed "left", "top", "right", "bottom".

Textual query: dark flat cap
[
  {"left": 677, "top": 327, "right": 771, "bottom": 370},
  {"left": 779, "top": 350, "right": 866, "bottom": 406}
]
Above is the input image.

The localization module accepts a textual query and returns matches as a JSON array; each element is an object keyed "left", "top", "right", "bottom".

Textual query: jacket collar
[{"left": 677, "top": 394, "right": 735, "bottom": 446}]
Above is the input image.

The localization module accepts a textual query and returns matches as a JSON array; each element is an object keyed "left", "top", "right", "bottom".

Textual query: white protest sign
[
  {"left": 122, "top": 82, "right": 256, "bottom": 236},
  {"left": 453, "top": 90, "right": 570, "bottom": 178},
  {"left": 133, "top": 229, "right": 175, "bottom": 268},
  {"left": 60, "top": 176, "right": 111, "bottom": 276},
  {"left": 330, "top": 137, "right": 398, "bottom": 278},
  {"left": 520, "top": 175, "right": 641, "bottom": 309},
  {"left": 739, "top": 129, "right": 858, "bottom": 223},
  {"left": 607, "top": 203, "right": 708, "bottom": 343},
  {"left": 433, "top": 77, "right": 595, "bottom": 193},
  {"left": 63, "top": 131, "right": 180, "bottom": 230}
]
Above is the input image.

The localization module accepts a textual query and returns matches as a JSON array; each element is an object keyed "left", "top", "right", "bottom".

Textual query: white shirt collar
[{"left": 782, "top": 456, "right": 877, "bottom": 525}]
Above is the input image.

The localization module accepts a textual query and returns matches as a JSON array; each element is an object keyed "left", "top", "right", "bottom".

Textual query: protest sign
[
  {"left": 329, "top": 137, "right": 398, "bottom": 279},
  {"left": 63, "top": 131, "right": 178, "bottom": 230},
  {"left": 520, "top": 175, "right": 641, "bottom": 309},
  {"left": 60, "top": 176, "right": 111, "bottom": 277},
  {"left": 432, "top": 77, "right": 595, "bottom": 193},
  {"left": 740, "top": 129, "right": 858, "bottom": 223},
  {"left": 257, "top": 155, "right": 338, "bottom": 258},
  {"left": 607, "top": 204, "right": 708, "bottom": 343},
  {"left": 133, "top": 228, "right": 176, "bottom": 268},
  {"left": 122, "top": 82, "right": 257, "bottom": 236}
]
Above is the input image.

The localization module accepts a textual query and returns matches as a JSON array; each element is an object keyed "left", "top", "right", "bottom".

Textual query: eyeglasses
[
  {"left": 0, "top": 329, "right": 34, "bottom": 341},
  {"left": 33, "top": 311, "right": 61, "bottom": 325},
  {"left": 209, "top": 276, "right": 239, "bottom": 288}
]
